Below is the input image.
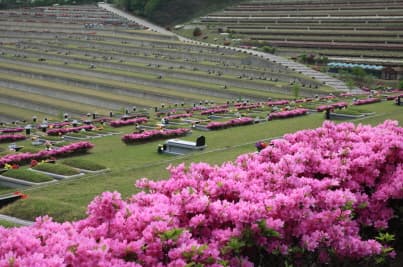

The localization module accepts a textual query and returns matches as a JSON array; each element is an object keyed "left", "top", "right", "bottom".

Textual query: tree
[{"left": 292, "top": 84, "right": 300, "bottom": 99}]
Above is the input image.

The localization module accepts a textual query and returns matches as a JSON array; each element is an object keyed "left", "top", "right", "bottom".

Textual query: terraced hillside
[
  {"left": 196, "top": 0, "right": 403, "bottom": 65},
  {"left": 0, "top": 4, "right": 334, "bottom": 122}
]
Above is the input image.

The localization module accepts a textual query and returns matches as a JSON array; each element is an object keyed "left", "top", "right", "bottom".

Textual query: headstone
[
  {"left": 72, "top": 120, "right": 78, "bottom": 127},
  {"left": 25, "top": 125, "right": 32, "bottom": 135},
  {"left": 109, "top": 111, "right": 113, "bottom": 117},
  {"left": 196, "top": 136, "right": 206, "bottom": 147},
  {"left": 92, "top": 113, "right": 96, "bottom": 120},
  {"left": 32, "top": 116, "right": 37, "bottom": 123}
]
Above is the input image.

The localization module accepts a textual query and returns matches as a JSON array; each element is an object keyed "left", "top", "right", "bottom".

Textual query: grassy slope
[{"left": 0, "top": 101, "right": 402, "bottom": 222}]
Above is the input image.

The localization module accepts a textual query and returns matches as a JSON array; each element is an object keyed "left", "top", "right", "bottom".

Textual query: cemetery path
[
  {"left": 98, "top": 3, "right": 359, "bottom": 93},
  {"left": 0, "top": 214, "right": 34, "bottom": 226}
]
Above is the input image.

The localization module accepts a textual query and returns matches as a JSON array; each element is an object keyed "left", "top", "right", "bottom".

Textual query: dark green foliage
[
  {"left": 193, "top": 27, "right": 202, "bottom": 37},
  {"left": 115, "top": 0, "right": 245, "bottom": 25},
  {"left": 3, "top": 168, "right": 53, "bottom": 183}
]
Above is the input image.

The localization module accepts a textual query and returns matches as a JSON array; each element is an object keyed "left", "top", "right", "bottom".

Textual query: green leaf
[{"left": 258, "top": 220, "right": 280, "bottom": 238}]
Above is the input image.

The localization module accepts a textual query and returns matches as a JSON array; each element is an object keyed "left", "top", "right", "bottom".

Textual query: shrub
[
  {"left": 62, "top": 159, "right": 106, "bottom": 171},
  {"left": 0, "top": 134, "right": 26, "bottom": 143},
  {"left": 33, "top": 163, "right": 80, "bottom": 176},
  {"left": 3, "top": 168, "right": 53, "bottom": 183},
  {"left": 193, "top": 27, "right": 202, "bottom": 37},
  {"left": 0, "top": 121, "right": 401, "bottom": 266}
]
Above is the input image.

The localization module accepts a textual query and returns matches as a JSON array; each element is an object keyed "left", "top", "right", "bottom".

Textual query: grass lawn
[
  {"left": 0, "top": 101, "right": 401, "bottom": 222},
  {"left": 3, "top": 168, "right": 54, "bottom": 183},
  {"left": 0, "top": 220, "right": 21, "bottom": 228}
]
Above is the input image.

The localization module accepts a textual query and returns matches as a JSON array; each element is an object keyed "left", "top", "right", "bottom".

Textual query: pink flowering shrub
[
  {"left": 0, "top": 141, "right": 94, "bottom": 167},
  {"left": 353, "top": 98, "right": 381, "bottom": 105},
  {"left": 316, "top": 102, "right": 348, "bottom": 112},
  {"left": 47, "top": 122, "right": 71, "bottom": 129},
  {"left": 47, "top": 125, "right": 94, "bottom": 136},
  {"left": 164, "top": 113, "right": 193, "bottom": 120},
  {"left": 122, "top": 128, "right": 190, "bottom": 144},
  {"left": 235, "top": 104, "right": 261, "bottom": 111},
  {"left": 0, "top": 121, "right": 402, "bottom": 266},
  {"left": 0, "top": 134, "right": 26, "bottom": 143},
  {"left": 268, "top": 108, "right": 308, "bottom": 120},
  {"left": 0, "top": 127, "right": 24, "bottom": 133},
  {"left": 201, "top": 108, "right": 229, "bottom": 115},
  {"left": 110, "top": 117, "right": 148, "bottom": 128},
  {"left": 206, "top": 117, "right": 254, "bottom": 130}
]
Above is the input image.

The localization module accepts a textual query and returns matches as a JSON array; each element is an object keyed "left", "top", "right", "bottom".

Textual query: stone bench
[{"left": 160, "top": 136, "right": 206, "bottom": 155}]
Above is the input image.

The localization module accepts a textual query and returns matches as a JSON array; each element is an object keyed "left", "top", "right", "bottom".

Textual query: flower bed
[
  {"left": 122, "top": 128, "right": 190, "bottom": 144},
  {"left": 0, "top": 134, "right": 26, "bottom": 143},
  {"left": 0, "top": 127, "right": 24, "bottom": 133},
  {"left": 316, "top": 102, "right": 349, "bottom": 112},
  {"left": 353, "top": 98, "right": 381, "bottom": 105},
  {"left": 164, "top": 113, "right": 192, "bottom": 120},
  {"left": 0, "top": 121, "right": 402, "bottom": 266},
  {"left": 47, "top": 125, "right": 94, "bottom": 136},
  {"left": 268, "top": 108, "right": 308, "bottom": 120},
  {"left": 0, "top": 141, "right": 94, "bottom": 168},
  {"left": 206, "top": 117, "right": 254, "bottom": 130},
  {"left": 109, "top": 117, "right": 148, "bottom": 128},
  {"left": 47, "top": 122, "right": 71, "bottom": 129},
  {"left": 200, "top": 108, "right": 229, "bottom": 115}
]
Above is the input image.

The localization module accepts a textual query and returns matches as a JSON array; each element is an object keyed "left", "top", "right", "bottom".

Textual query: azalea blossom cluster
[
  {"left": 47, "top": 125, "right": 94, "bottom": 136},
  {"left": 206, "top": 117, "right": 254, "bottom": 130},
  {"left": 353, "top": 98, "right": 381, "bottom": 105},
  {"left": 268, "top": 108, "right": 308, "bottom": 120},
  {"left": 0, "top": 127, "right": 24, "bottom": 133},
  {"left": 0, "top": 121, "right": 401, "bottom": 266},
  {"left": 235, "top": 104, "right": 261, "bottom": 111},
  {"left": 265, "top": 100, "right": 289, "bottom": 106},
  {"left": 164, "top": 113, "right": 193, "bottom": 120},
  {"left": 122, "top": 128, "right": 190, "bottom": 144},
  {"left": 0, "top": 134, "right": 26, "bottom": 143},
  {"left": 0, "top": 141, "right": 94, "bottom": 168},
  {"left": 316, "top": 102, "right": 349, "bottom": 112},
  {"left": 109, "top": 118, "right": 148, "bottom": 128},
  {"left": 200, "top": 108, "right": 229, "bottom": 115}
]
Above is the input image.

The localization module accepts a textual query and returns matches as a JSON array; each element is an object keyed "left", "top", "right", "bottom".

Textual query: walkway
[
  {"left": 0, "top": 214, "right": 34, "bottom": 226},
  {"left": 100, "top": 3, "right": 352, "bottom": 92}
]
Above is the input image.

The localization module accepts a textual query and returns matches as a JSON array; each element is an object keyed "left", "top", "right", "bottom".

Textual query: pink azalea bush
[
  {"left": 0, "top": 127, "right": 24, "bottom": 133},
  {"left": 164, "top": 113, "right": 193, "bottom": 120},
  {"left": 206, "top": 117, "right": 254, "bottom": 130},
  {"left": 0, "top": 121, "right": 402, "bottom": 266},
  {"left": 110, "top": 118, "right": 148, "bottom": 128},
  {"left": 316, "top": 102, "right": 349, "bottom": 112},
  {"left": 0, "top": 141, "right": 94, "bottom": 168},
  {"left": 47, "top": 122, "right": 71, "bottom": 129},
  {"left": 122, "top": 128, "right": 190, "bottom": 144},
  {"left": 268, "top": 108, "right": 308, "bottom": 120},
  {"left": 201, "top": 108, "right": 229, "bottom": 115},
  {"left": 353, "top": 98, "right": 381, "bottom": 106},
  {"left": 235, "top": 104, "right": 261, "bottom": 111},
  {"left": 265, "top": 100, "right": 289, "bottom": 106},
  {"left": 0, "top": 134, "right": 26, "bottom": 143},
  {"left": 47, "top": 125, "right": 94, "bottom": 136}
]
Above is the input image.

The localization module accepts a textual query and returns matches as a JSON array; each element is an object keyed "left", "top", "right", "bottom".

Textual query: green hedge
[
  {"left": 3, "top": 168, "right": 53, "bottom": 183},
  {"left": 62, "top": 159, "right": 106, "bottom": 171},
  {"left": 33, "top": 163, "right": 80, "bottom": 176}
]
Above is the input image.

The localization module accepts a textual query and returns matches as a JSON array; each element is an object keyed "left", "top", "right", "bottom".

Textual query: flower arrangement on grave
[
  {"left": 109, "top": 117, "right": 148, "bottom": 128},
  {"left": 265, "top": 100, "right": 289, "bottom": 106},
  {"left": 0, "top": 121, "right": 402, "bottom": 266},
  {"left": 235, "top": 103, "right": 261, "bottom": 110},
  {"left": 255, "top": 140, "right": 269, "bottom": 152},
  {"left": 122, "top": 128, "right": 190, "bottom": 144},
  {"left": 0, "top": 134, "right": 26, "bottom": 143},
  {"left": 268, "top": 108, "right": 308, "bottom": 120}
]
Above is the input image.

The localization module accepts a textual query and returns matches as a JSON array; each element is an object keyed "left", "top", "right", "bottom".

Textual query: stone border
[
  {"left": 28, "top": 168, "right": 85, "bottom": 180},
  {"left": 0, "top": 174, "right": 56, "bottom": 188},
  {"left": 73, "top": 168, "right": 110, "bottom": 174}
]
